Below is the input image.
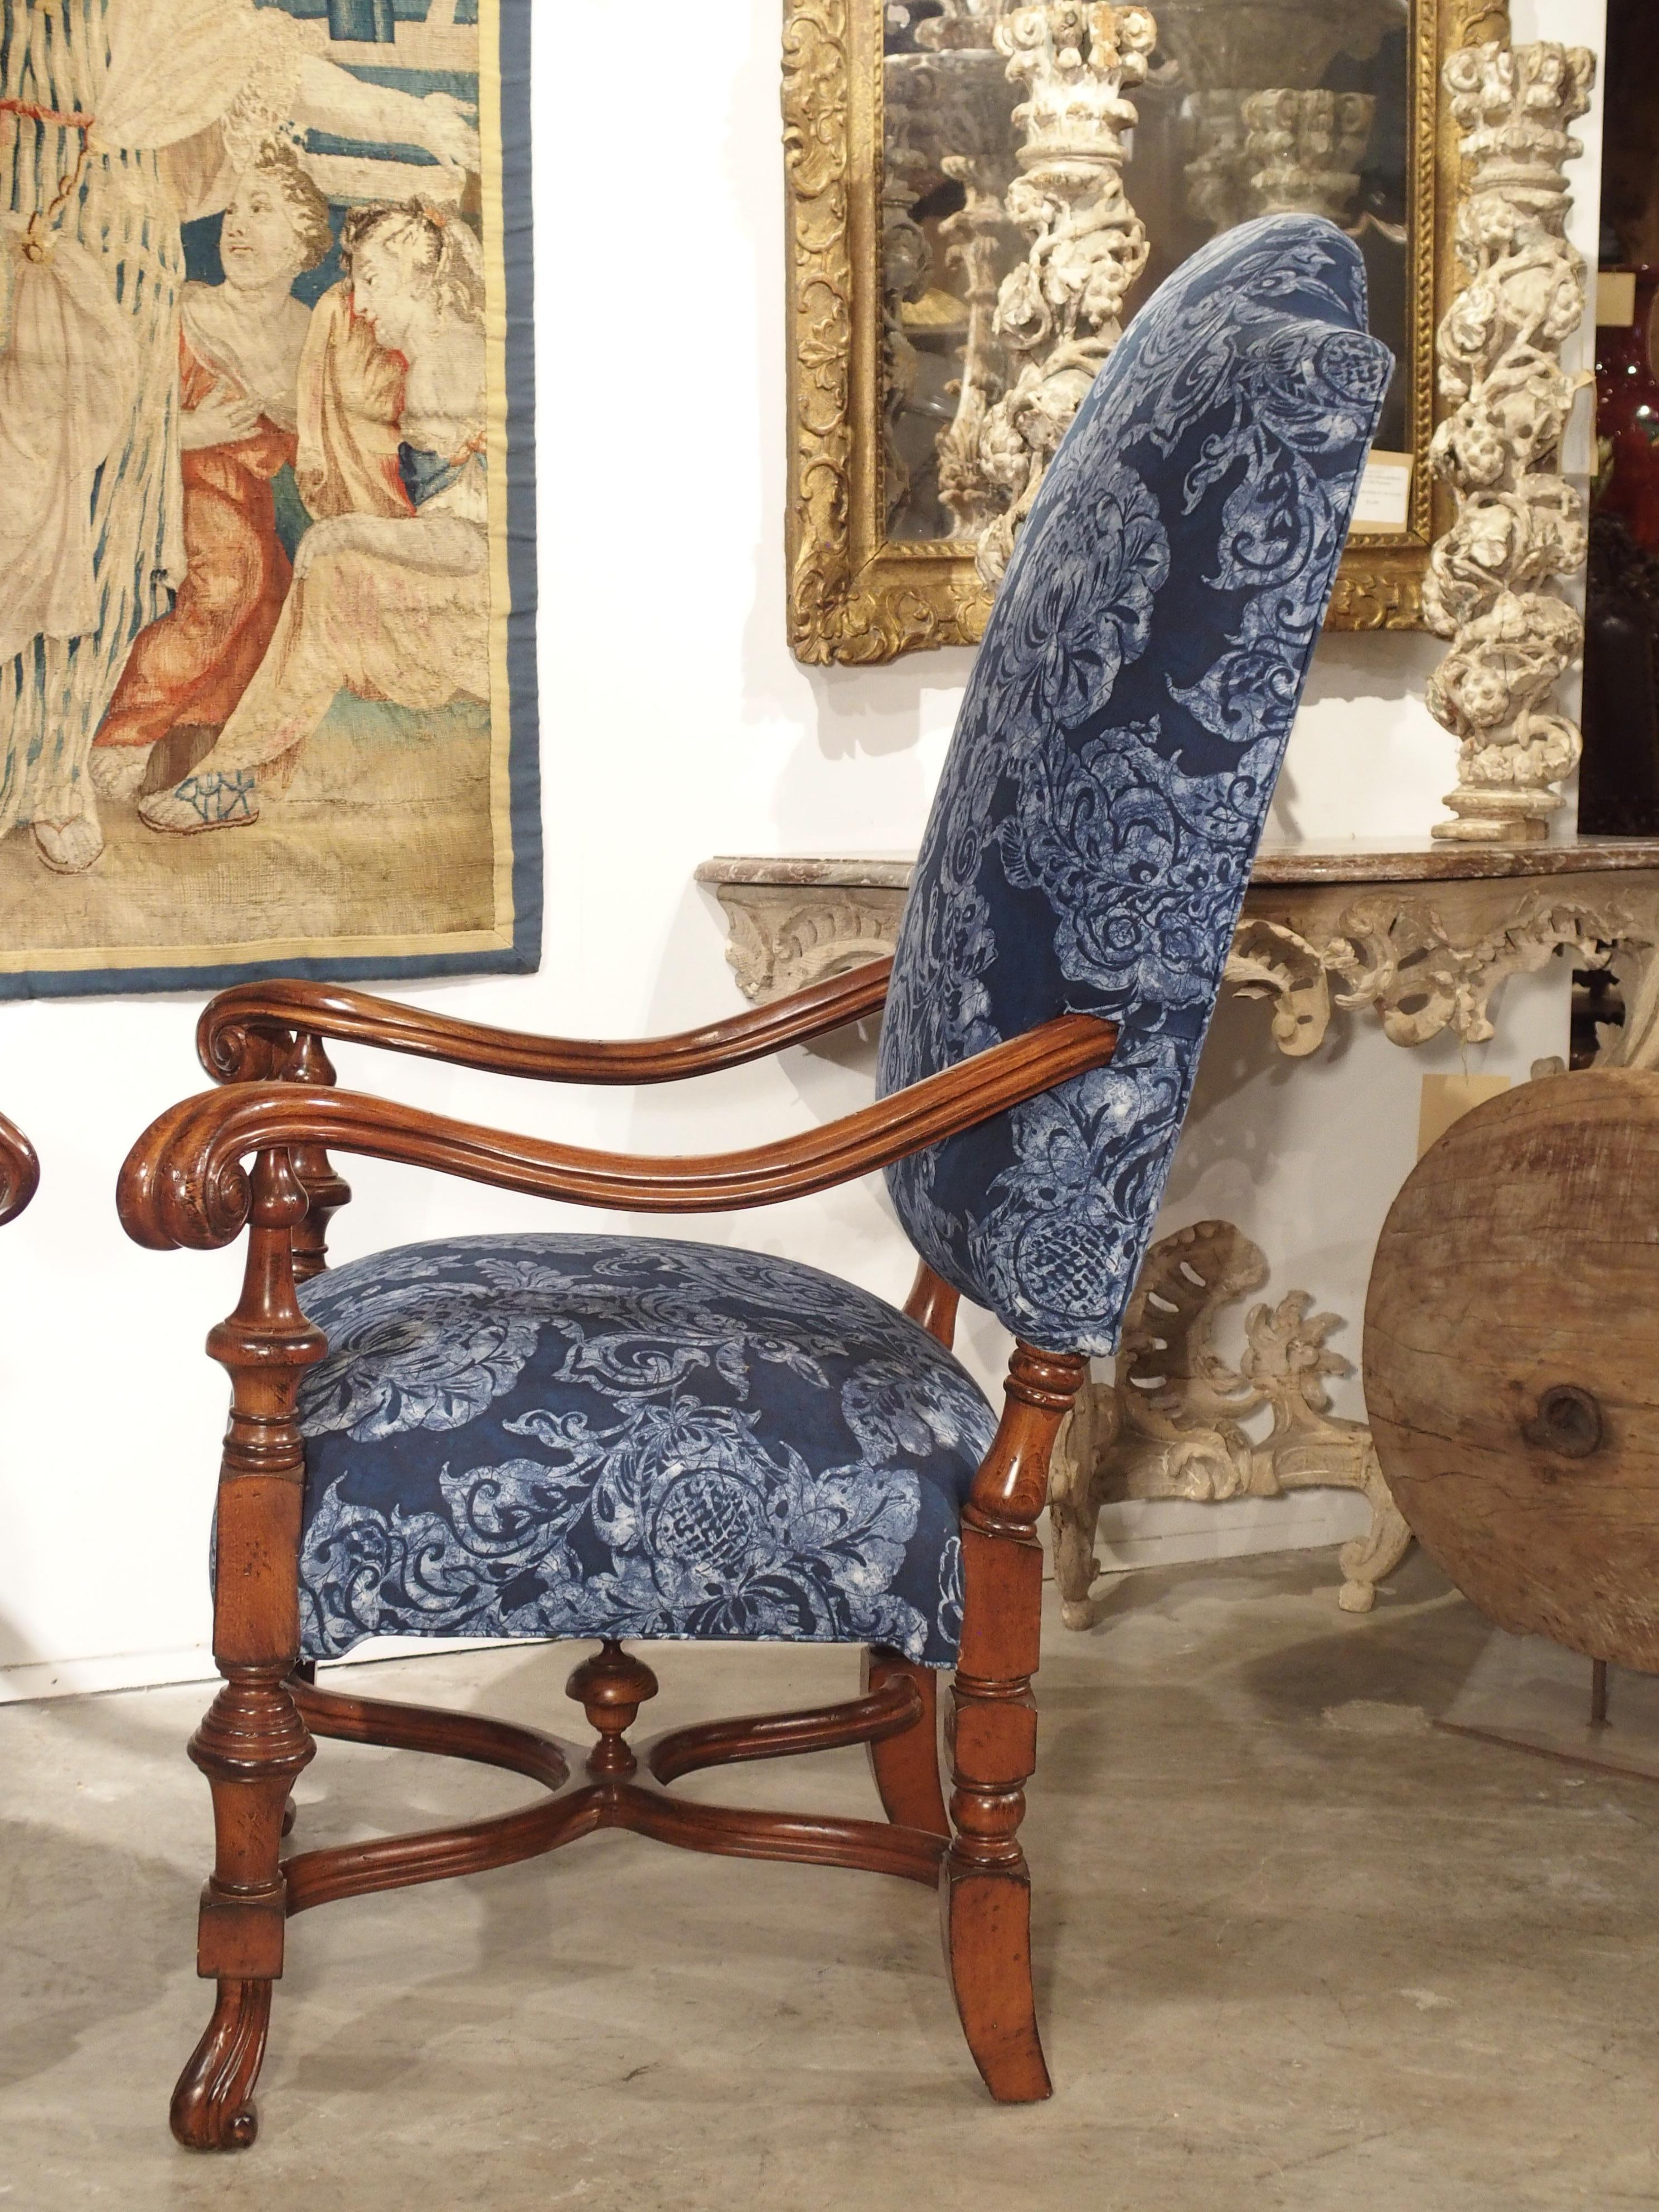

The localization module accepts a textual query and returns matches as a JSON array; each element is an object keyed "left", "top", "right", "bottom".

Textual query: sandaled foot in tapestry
[{"left": 139, "top": 202, "right": 490, "bottom": 837}]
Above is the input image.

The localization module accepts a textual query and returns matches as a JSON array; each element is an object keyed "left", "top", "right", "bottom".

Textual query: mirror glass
[{"left": 881, "top": 0, "right": 1412, "bottom": 544}]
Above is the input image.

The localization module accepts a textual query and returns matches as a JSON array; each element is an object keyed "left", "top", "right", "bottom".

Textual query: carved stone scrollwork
[
  {"left": 703, "top": 857, "right": 1659, "bottom": 1070},
  {"left": 1425, "top": 38, "right": 1597, "bottom": 843},
  {"left": 1184, "top": 89, "right": 1253, "bottom": 234},
  {"left": 710, "top": 881, "right": 910, "bottom": 1003},
  {"left": 973, "top": 2, "right": 1157, "bottom": 586},
  {"left": 1049, "top": 1220, "right": 1412, "bottom": 1623},
  {"left": 1228, "top": 887, "right": 1659, "bottom": 1062},
  {"left": 886, "top": 45, "right": 1022, "bottom": 540},
  {"left": 937, "top": 144, "right": 1017, "bottom": 536}
]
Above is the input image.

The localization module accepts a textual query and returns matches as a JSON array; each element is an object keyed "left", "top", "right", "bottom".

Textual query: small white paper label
[{"left": 1350, "top": 449, "right": 1413, "bottom": 533}]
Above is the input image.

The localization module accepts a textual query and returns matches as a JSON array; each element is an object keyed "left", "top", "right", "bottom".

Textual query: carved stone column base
[{"left": 1430, "top": 793, "right": 1556, "bottom": 844}]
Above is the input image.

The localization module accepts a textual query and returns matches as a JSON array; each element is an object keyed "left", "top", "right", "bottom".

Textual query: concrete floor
[{"left": 3, "top": 1550, "right": 1657, "bottom": 2212}]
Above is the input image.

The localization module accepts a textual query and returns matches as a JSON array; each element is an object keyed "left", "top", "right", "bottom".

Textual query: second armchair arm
[
  {"left": 124, "top": 1012, "right": 1117, "bottom": 1253},
  {"left": 198, "top": 961, "right": 894, "bottom": 1090}
]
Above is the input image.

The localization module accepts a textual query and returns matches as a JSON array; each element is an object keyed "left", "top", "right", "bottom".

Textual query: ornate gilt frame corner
[
  {"left": 783, "top": 0, "right": 1514, "bottom": 663},
  {"left": 782, "top": 0, "right": 992, "bottom": 666}
]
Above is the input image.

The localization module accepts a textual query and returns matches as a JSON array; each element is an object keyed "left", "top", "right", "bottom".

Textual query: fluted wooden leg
[
  {"left": 862, "top": 1647, "right": 948, "bottom": 1836},
  {"left": 172, "top": 1148, "right": 326, "bottom": 2151},
  {"left": 940, "top": 1343, "right": 1085, "bottom": 2104}
]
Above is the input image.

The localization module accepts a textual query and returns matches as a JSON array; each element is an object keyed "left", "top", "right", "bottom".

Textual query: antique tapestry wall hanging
[{"left": 0, "top": 0, "right": 539, "bottom": 997}]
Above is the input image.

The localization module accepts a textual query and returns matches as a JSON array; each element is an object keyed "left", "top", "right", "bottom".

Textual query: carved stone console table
[{"left": 696, "top": 840, "right": 1659, "bottom": 1621}]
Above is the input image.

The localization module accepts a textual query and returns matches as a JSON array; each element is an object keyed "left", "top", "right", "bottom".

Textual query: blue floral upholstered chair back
[{"left": 877, "top": 214, "right": 1392, "bottom": 1359}]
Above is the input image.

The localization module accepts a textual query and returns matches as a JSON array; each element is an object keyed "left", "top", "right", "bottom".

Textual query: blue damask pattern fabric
[
  {"left": 877, "top": 215, "right": 1393, "bottom": 1357},
  {"left": 292, "top": 1235, "right": 995, "bottom": 1666}
]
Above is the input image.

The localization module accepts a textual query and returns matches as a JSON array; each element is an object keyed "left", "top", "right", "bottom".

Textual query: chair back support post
[
  {"left": 903, "top": 1260, "right": 960, "bottom": 1348},
  {"left": 942, "top": 1341, "right": 1088, "bottom": 2102},
  {"left": 173, "top": 1145, "right": 327, "bottom": 2151},
  {"left": 278, "top": 1034, "right": 351, "bottom": 1279}
]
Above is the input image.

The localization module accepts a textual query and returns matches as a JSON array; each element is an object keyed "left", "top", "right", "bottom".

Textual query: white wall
[{"left": 0, "top": 0, "right": 1606, "bottom": 1695}]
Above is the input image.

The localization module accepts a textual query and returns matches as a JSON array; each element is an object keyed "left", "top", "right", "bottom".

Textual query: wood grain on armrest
[
  {"left": 123, "top": 1013, "right": 1116, "bottom": 1252},
  {"left": 0, "top": 1111, "right": 37, "bottom": 1228},
  {"left": 198, "top": 961, "right": 894, "bottom": 1088}
]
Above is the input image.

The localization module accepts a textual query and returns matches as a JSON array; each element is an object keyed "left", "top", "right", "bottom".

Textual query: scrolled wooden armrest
[
  {"left": 122, "top": 1012, "right": 1116, "bottom": 1253},
  {"left": 198, "top": 961, "right": 894, "bottom": 1088},
  {"left": 0, "top": 1110, "right": 38, "bottom": 1228}
]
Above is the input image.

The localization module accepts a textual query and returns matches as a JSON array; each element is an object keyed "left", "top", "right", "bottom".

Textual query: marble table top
[{"left": 695, "top": 838, "right": 1659, "bottom": 894}]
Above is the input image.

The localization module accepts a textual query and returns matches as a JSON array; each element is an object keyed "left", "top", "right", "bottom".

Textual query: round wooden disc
[{"left": 1364, "top": 1067, "right": 1659, "bottom": 1668}]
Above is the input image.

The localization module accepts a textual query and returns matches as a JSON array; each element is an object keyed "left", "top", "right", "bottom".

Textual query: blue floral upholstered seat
[{"left": 294, "top": 1234, "right": 992, "bottom": 1666}]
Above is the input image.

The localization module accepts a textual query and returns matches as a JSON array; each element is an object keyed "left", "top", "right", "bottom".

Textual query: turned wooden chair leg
[
  {"left": 172, "top": 1665, "right": 314, "bottom": 2150},
  {"left": 862, "top": 1647, "right": 948, "bottom": 1837},
  {"left": 172, "top": 1148, "right": 325, "bottom": 2151},
  {"left": 939, "top": 1343, "right": 1085, "bottom": 2105}
]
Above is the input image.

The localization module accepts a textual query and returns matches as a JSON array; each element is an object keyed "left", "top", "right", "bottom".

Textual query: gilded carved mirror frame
[{"left": 784, "top": 0, "right": 1513, "bottom": 664}]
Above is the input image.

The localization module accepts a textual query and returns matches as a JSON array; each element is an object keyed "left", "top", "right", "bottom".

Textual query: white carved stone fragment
[
  {"left": 973, "top": 2, "right": 1157, "bottom": 585},
  {"left": 1425, "top": 38, "right": 1597, "bottom": 843},
  {"left": 1049, "top": 1220, "right": 1411, "bottom": 1622}
]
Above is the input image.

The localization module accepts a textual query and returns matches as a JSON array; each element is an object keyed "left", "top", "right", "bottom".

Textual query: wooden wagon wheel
[{"left": 1364, "top": 1066, "right": 1659, "bottom": 1671}]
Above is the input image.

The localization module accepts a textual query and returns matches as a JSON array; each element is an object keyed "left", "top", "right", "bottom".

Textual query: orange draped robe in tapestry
[{"left": 95, "top": 332, "right": 299, "bottom": 754}]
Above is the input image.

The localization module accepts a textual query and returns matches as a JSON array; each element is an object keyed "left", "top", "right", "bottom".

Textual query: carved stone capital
[
  {"left": 1241, "top": 88, "right": 1375, "bottom": 226},
  {"left": 973, "top": 3, "right": 1157, "bottom": 586}
]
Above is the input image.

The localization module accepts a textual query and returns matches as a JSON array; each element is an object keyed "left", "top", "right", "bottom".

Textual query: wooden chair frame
[
  {"left": 119, "top": 968, "right": 1117, "bottom": 2149},
  {"left": 0, "top": 1110, "right": 37, "bottom": 1227}
]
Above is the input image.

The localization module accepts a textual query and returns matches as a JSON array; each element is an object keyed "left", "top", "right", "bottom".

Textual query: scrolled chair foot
[
  {"left": 169, "top": 1976, "right": 274, "bottom": 2151},
  {"left": 939, "top": 1858, "right": 1052, "bottom": 2104}
]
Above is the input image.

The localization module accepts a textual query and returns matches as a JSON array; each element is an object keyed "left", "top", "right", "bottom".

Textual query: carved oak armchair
[{"left": 119, "top": 215, "right": 1389, "bottom": 2151}]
